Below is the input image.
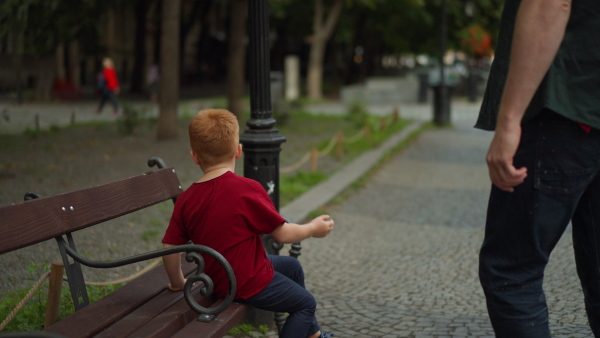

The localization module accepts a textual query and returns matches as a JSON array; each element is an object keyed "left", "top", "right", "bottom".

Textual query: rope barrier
[
  {"left": 279, "top": 112, "right": 400, "bottom": 174},
  {"left": 342, "top": 129, "right": 365, "bottom": 144},
  {"left": 318, "top": 134, "right": 338, "bottom": 157},
  {"left": 280, "top": 152, "right": 312, "bottom": 174},
  {"left": 0, "top": 271, "right": 51, "bottom": 331},
  {"left": 77, "top": 258, "right": 161, "bottom": 286}
]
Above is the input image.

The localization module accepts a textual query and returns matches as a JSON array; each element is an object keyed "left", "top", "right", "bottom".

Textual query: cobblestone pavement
[{"left": 295, "top": 112, "right": 594, "bottom": 337}]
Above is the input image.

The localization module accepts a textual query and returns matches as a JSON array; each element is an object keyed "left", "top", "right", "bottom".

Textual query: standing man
[{"left": 476, "top": 0, "right": 600, "bottom": 337}]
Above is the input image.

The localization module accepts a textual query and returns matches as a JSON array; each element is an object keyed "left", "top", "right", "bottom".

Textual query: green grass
[
  {"left": 227, "top": 323, "right": 269, "bottom": 337},
  {"left": 141, "top": 230, "right": 161, "bottom": 243},
  {"left": 276, "top": 111, "right": 412, "bottom": 207},
  {"left": 280, "top": 171, "right": 328, "bottom": 206},
  {"left": 0, "top": 276, "right": 122, "bottom": 332}
]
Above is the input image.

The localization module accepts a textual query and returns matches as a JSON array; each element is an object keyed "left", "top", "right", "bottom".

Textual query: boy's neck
[{"left": 197, "top": 163, "right": 234, "bottom": 183}]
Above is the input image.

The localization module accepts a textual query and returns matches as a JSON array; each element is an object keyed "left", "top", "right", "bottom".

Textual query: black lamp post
[
  {"left": 241, "top": 0, "right": 288, "bottom": 332},
  {"left": 434, "top": 0, "right": 450, "bottom": 125},
  {"left": 241, "top": 0, "right": 286, "bottom": 254},
  {"left": 465, "top": 0, "right": 478, "bottom": 102}
]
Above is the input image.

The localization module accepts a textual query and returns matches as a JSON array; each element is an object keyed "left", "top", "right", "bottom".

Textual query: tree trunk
[
  {"left": 157, "top": 0, "right": 181, "bottom": 141},
  {"left": 307, "top": 37, "right": 325, "bottom": 100},
  {"left": 130, "top": 0, "right": 150, "bottom": 94},
  {"left": 307, "top": 0, "right": 344, "bottom": 100},
  {"left": 179, "top": 0, "right": 204, "bottom": 80},
  {"left": 55, "top": 44, "right": 66, "bottom": 82},
  {"left": 227, "top": 0, "right": 248, "bottom": 118},
  {"left": 68, "top": 41, "right": 81, "bottom": 89},
  {"left": 36, "top": 56, "right": 55, "bottom": 101}
]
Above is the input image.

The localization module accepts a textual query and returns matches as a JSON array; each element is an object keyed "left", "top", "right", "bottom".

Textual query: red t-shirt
[
  {"left": 162, "top": 171, "right": 286, "bottom": 299},
  {"left": 103, "top": 68, "right": 119, "bottom": 91}
]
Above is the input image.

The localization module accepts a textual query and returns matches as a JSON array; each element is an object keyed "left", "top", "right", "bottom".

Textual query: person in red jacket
[{"left": 96, "top": 57, "right": 120, "bottom": 115}]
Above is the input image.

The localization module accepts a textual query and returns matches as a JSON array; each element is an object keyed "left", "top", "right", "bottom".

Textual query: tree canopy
[{"left": 0, "top": 0, "right": 504, "bottom": 100}]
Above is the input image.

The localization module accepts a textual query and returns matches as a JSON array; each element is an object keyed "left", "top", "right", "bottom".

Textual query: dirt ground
[{"left": 0, "top": 115, "right": 348, "bottom": 296}]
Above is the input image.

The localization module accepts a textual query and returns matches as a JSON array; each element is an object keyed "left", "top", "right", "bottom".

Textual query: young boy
[{"left": 161, "top": 109, "right": 335, "bottom": 338}]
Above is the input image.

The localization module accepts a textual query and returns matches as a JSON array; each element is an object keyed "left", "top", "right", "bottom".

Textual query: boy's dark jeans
[
  {"left": 479, "top": 111, "right": 600, "bottom": 337},
  {"left": 240, "top": 255, "right": 321, "bottom": 338}
]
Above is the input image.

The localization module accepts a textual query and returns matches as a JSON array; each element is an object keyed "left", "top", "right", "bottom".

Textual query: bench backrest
[{"left": 0, "top": 167, "right": 182, "bottom": 255}]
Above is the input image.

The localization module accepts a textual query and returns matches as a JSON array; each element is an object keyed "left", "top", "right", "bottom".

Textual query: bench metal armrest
[{"left": 59, "top": 239, "right": 236, "bottom": 321}]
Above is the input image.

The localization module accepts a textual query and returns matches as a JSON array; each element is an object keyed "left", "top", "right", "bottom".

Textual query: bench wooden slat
[
  {"left": 170, "top": 301, "right": 251, "bottom": 338},
  {"left": 125, "top": 293, "right": 217, "bottom": 338},
  {"left": 0, "top": 168, "right": 182, "bottom": 255},
  {"left": 44, "top": 258, "right": 196, "bottom": 338},
  {"left": 0, "top": 198, "right": 65, "bottom": 254},
  {"left": 95, "top": 287, "right": 215, "bottom": 338}
]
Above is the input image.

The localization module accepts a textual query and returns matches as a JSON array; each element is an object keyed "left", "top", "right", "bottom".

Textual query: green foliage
[
  {"left": 270, "top": 0, "right": 502, "bottom": 61},
  {"left": 0, "top": 0, "right": 109, "bottom": 55},
  {"left": 345, "top": 100, "right": 369, "bottom": 129},
  {"left": 0, "top": 108, "right": 9, "bottom": 125},
  {"left": 23, "top": 125, "right": 62, "bottom": 139},
  {"left": 117, "top": 103, "right": 147, "bottom": 135}
]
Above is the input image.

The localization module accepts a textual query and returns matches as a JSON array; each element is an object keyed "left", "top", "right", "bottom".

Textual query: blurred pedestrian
[
  {"left": 96, "top": 57, "right": 120, "bottom": 115},
  {"left": 476, "top": 0, "right": 600, "bottom": 337},
  {"left": 146, "top": 63, "right": 159, "bottom": 102}
]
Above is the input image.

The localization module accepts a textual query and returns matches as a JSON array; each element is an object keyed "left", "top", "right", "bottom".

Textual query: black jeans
[
  {"left": 98, "top": 90, "right": 119, "bottom": 112},
  {"left": 479, "top": 111, "right": 600, "bottom": 337}
]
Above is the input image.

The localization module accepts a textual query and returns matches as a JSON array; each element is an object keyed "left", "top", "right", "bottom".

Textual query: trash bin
[
  {"left": 428, "top": 67, "right": 459, "bottom": 125},
  {"left": 431, "top": 85, "right": 454, "bottom": 125}
]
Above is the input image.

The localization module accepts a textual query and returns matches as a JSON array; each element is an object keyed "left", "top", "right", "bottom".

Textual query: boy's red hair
[{"left": 189, "top": 109, "right": 239, "bottom": 167}]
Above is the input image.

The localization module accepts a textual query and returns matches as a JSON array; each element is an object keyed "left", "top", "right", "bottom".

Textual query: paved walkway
[{"left": 1, "top": 98, "right": 593, "bottom": 336}]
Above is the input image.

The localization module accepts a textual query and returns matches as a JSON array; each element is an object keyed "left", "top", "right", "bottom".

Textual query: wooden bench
[{"left": 0, "top": 157, "right": 252, "bottom": 337}]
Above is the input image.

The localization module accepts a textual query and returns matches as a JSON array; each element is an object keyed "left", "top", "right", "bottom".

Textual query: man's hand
[{"left": 486, "top": 123, "right": 528, "bottom": 192}]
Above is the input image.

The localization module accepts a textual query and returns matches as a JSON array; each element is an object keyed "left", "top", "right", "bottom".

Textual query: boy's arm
[
  {"left": 270, "top": 215, "right": 334, "bottom": 244},
  {"left": 162, "top": 243, "right": 186, "bottom": 291}
]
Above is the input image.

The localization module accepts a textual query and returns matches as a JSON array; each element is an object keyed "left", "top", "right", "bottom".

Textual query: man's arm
[
  {"left": 486, "top": 0, "right": 572, "bottom": 192},
  {"left": 270, "top": 215, "right": 334, "bottom": 244},
  {"left": 162, "top": 243, "right": 186, "bottom": 291}
]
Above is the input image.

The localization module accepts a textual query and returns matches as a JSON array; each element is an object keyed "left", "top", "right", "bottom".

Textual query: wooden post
[
  {"left": 393, "top": 107, "right": 400, "bottom": 123},
  {"left": 45, "top": 261, "right": 65, "bottom": 328},
  {"left": 365, "top": 125, "right": 371, "bottom": 145},
  {"left": 336, "top": 131, "right": 343, "bottom": 161},
  {"left": 380, "top": 117, "right": 387, "bottom": 131},
  {"left": 310, "top": 148, "right": 318, "bottom": 172},
  {"left": 71, "top": 110, "right": 76, "bottom": 125},
  {"left": 35, "top": 114, "right": 40, "bottom": 131}
]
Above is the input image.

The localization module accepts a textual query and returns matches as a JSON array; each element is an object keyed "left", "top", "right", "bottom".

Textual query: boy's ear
[
  {"left": 235, "top": 144, "right": 242, "bottom": 159},
  {"left": 190, "top": 150, "right": 201, "bottom": 165}
]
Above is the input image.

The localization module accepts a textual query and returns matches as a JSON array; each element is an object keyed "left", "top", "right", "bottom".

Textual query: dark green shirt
[{"left": 475, "top": 0, "right": 600, "bottom": 130}]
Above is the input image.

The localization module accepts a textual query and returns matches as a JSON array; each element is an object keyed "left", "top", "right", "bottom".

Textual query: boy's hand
[
  {"left": 311, "top": 215, "right": 334, "bottom": 238},
  {"left": 167, "top": 278, "right": 187, "bottom": 292}
]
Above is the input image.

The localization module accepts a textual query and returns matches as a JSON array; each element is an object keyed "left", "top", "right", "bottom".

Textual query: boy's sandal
[{"left": 321, "top": 332, "right": 335, "bottom": 338}]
